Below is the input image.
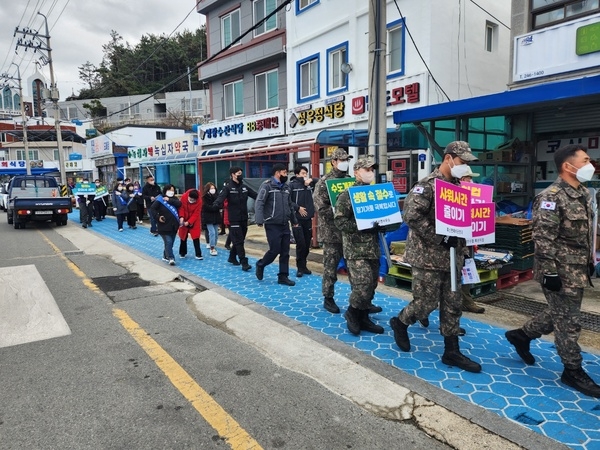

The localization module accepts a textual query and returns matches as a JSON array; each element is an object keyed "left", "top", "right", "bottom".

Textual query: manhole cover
[{"left": 92, "top": 273, "right": 151, "bottom": 292}]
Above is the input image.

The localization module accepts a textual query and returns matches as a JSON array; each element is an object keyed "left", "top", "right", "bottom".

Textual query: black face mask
[
  {"left": 235, "top": 174, "right": 243, "bottom": 182},
  {"left": 279, "top": 175, "right": 288, "bottom": 183}
]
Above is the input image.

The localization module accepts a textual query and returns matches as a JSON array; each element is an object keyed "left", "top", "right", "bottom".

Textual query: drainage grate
[{"left": 485, "top": 293, "right": 600, "bottom": 333}]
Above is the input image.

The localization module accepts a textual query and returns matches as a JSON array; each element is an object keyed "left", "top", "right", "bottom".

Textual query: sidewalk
[{"left": 64, "top": 215, "right": 600, "bottom": 450}]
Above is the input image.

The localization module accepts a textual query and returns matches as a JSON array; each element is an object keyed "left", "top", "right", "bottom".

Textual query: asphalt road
[{"left": 0, "top": 219, "right": 450, "bottom": 449}]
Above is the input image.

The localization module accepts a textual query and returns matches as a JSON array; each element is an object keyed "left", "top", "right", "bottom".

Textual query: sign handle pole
[
  {"left": 450, "top": 247, "right": 457, "bottom": 292},
  {"left": 379, "top": 231, "right": 392, "bottom": 273}
]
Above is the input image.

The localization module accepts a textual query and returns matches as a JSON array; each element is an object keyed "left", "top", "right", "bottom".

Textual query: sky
[{"left": 0, "top": 0, "right": 205, "bottom": 101}]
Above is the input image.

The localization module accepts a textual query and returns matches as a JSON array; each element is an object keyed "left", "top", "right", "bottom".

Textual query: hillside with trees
[{"left": 73, "top": 26, "right": 207, "bottom": 100}]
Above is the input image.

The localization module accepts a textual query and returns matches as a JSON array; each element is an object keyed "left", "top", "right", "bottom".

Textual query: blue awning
[
  {"left": 0, "top": 167, "right": 59, "bottom": 176},
  {"left": 393, "top": 74, "right": 600, "bottom": 124},
  {"left": 139, "top": 151, "right": 200, "bottom": 166}
]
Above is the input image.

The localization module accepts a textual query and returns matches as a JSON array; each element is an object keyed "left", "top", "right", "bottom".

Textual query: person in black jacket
[
  {"left": 214, "top": 167, "right": 258, "bottom": 271},
  {"left": 202, "top": 182, "right": 221, "bottom": 256},
  {"left": 289, "top": 165, "right": 317, "bottom": 278},
  {"left": 142, "top": 175, "right": 162, "bottom": 236},
  {"left": 150, "top": 184, "right": 181, "bottom": 266},
  {"left": 254, "top": 163, "right": 299, "bottom": 286}
]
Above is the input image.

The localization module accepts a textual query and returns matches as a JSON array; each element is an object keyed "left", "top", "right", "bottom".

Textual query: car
[{"left": 0, "top": 182, "right": 8, "bottom": 211}]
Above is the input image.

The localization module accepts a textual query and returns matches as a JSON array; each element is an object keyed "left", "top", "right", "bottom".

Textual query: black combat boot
[
  {"left": 418, "top": 317, "right": 430, "bottom": 328},
  {"left": 561, "top": 366, "right": 600, "bottom": 398},
  {"left": 277, "top": 275, "right": 296, "bottom": 286},
  {"left": 359, "top": 309, "right": 384, "bottom": 334},
  {"left": 227, "top": 254, "right": 240, "bottom": 266},
  {"left": 441, "top": 336, "right": 482, "bottom": 373},
  {"left": 323, "top": 297, "right": 340, "bottom": 314},
  {"left": 256, "top": 260, "right": 264, "bottom": 280},
  {"left": 240, "top": 257, "right": 252, "bottom": 271},
  {"left": 389, "top": 316, "right": 410, "bottom": 352},
  {"left": 505, "top": 329, "right": 535, "bottom": 365},
  {"left": 344, "top": 306, "right": 361, "bottom": 335},
  {"left": 367, "top": 304, "right": 383, "bottom": 314}
]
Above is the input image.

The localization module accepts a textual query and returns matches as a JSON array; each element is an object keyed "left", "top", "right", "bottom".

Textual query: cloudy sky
[{"left": 0, "top": 0, "right": 205, "bottom": 100}]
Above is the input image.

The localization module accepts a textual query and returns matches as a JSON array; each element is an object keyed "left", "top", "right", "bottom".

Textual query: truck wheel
[{"left": 7, "top": 213, "right": 13, "bottom": 225}]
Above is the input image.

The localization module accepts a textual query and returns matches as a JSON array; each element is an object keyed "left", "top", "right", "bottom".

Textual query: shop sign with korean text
[
  {"left": 197, "top": 110, "right": 285, "bottom": 145},
  {"left": 435, "top": 179, "right": 471, "bottom": 239},
  {"left": 348, "top": 182, "right": 403, "bottom": 231},
  {"left": 326, "top": 177, "right": 355, "bottom": 209}
]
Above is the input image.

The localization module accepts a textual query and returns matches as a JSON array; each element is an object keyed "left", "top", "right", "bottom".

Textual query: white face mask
[
  {"left": 570, "top": 162, "right": 595, "bottom": 182},
  {"left": 337, "top": 160, "right": 349, "bottom": 172},
  {"left": 449, "top": 159, "right": 471, "bottom": 179},
  {"left": 166, "top": 191, "right": 175, "bottom": 198},
  {"left": 209, "top": 188, "right": 216, "bottom": 195},
  {"left": 360, "top": 170, "right": 375, "bottom": 184}
]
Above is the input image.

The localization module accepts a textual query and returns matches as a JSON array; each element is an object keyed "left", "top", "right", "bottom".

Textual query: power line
[{"left": 469, "top": 0, "right": 510, "bottom": 30}]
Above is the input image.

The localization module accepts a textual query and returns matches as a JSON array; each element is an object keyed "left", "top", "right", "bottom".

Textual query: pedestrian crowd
[{"left": 76, "top": 141, "right": 600, "bottom": 398}]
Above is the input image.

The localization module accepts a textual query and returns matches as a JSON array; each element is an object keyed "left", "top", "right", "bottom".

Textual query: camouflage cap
[
  {"left": 353, "top": 157, "right": 376, "bottom": 170},
  {"left": 444, "top": 141, "right": 478, "bottom": 162},
  {"left": 330, "top": 148, "right": 353, "bottom": 160}
]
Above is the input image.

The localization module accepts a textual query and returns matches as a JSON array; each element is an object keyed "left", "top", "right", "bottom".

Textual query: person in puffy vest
[{"left": 178, "top": 189, "right": 203, "bottom": 260}]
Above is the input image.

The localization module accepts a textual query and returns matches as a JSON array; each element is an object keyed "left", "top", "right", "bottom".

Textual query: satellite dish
[{"left": 340, "top": 62, "right": 353, "bottom": 74}]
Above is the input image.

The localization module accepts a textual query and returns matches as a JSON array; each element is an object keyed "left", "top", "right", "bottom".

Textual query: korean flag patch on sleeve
[
  {"left": 413, "top": 186, "right": 424, "bottom": 194},
  {"left": 540, "top": 201, "right": 556, "bottom": 210}
]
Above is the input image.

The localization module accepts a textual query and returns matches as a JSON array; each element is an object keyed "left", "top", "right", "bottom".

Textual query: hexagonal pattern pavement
[{"left": 77, "top": 214, "right": 600, "bottom": 450}]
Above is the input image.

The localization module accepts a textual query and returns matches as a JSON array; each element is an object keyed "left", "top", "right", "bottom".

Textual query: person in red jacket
[{"left": 178, "top": 189, "right": 203, "bottom": 259}]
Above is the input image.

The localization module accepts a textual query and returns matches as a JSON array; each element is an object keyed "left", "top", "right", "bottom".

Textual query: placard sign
[
  {"left": 72, "top": 182, "right": 97, "bottom": 195},
  {"left": 348, "top": 182, "right": 403, "bottom": 230},
  {"left": 435, "top": 179, "right": 472, "bottom": 239},
  {"left": 466, "top": 202, "right": 496, "bottom": 246},
  {"left": 460, "top": 181, "right": 494, "bottom": 204},
  {"left": 325, "top": 177, "right": 355, "bottom": 209}
]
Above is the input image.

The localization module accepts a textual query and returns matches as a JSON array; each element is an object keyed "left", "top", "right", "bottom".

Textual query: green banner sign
[{"left": 325, "top": 177, "right": 355, "bottom": 208}]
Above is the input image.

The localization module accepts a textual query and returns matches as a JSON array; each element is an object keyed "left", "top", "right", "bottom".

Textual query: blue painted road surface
[{"left": 78, "top": 214, "right": 600, "bottom": 450}]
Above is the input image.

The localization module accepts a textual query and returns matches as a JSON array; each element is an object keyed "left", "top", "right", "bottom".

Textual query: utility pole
[
  {"left": 3, "top": 64, "right": 32, "bottom": 175},
  {"left": 368, "top": 0, "right": 388, "bottom": 179},
  {"left": 14, "top": 12, "right": 66, "bottom": 184}
]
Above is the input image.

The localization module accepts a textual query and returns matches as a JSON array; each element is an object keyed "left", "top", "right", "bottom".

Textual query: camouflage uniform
[
  {"left": 522, "top": 177, "right": 593, "bottom": 369},
  {"left": 334, "top": 181, "right": 380, "bottom": 310},
  {"left": 397, "top": 167, "right": 467, "bottom": 336},
  {"left": 313, "top": 150, "right": 352, "bottom": 300}
]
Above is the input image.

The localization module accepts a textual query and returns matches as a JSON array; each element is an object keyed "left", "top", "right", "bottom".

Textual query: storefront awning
[
  {"left": 0, "top": 167, "right": 60, "bottom": 176},
  {"left": 393, "top": 74, "right": 600, "bottom": 124},
  {"left": 139, "top": 151, "right": 200, "bottom": 166}
]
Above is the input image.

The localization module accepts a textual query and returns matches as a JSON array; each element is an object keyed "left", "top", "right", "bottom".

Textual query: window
[
  {"left": 255, "top": 69, "right": 279, "bottom": 112},
  {"left": 53, "top": 149, "right": 60, "bottom": 160},
  {"left": 222, "top": 9, "right": 241, "bottom": 47},
  {"left": 156, "top": 131, "right": 166, "bottom": 140},
  {"left": 532, "top": 0, "right": 600, "bottom": 29},
  {"left": 254, "top": 0, "right": 277, "bottom": 36},
  {"left": 296, "top": 0, "right": 319, "bottom": 14},
  {"left": 387, "top": 19, "right": 405, "bottom": 77},
  {"left": 224, "top": 79, "right": 244, "bottom": 117},
  {"left": 485, "top": 21, "right": 497, "bottom": 52},
  {"left": 327, "top": 42, "right": 348, "bottom": 95},
  {"left": 297, "top": 54, "right": 319, "bottom": 102},
  {"left": 17, "top": 150, "right": 39, "bottom": 160}
]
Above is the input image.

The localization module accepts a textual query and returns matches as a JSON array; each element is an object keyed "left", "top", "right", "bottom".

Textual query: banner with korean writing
[
  {"left": 460, "top": 181, "right": 494, "bottom": 204},
  {"left": 72, "top": 182, "right": 97, "bottom": 195},
  {"left": 466, "top": 202, "right": 495, "bottom": 246},
  {"left": 434, "top": 179, "right": 472, "bottom": 239},
  {"left": 348, "top": 182, "right": 403, "bottom": 230},
  {"left": 326, "top": 177, "right": 355, "bottom": 209},
  {"left": 95, "top": 186, "right": 109, "bottom": 198}
]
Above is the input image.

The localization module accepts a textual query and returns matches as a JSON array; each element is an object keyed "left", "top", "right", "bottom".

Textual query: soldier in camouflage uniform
[
  {"left": 506, "top": 144, "right": 600, "bottom": 398},
  {"left": 389, "top": 141, "right": 482, "bottom": 373},
  {"left": 313, "top": 148, "right": 354, "bottom": 314},
  {"left": 334, "top": 157, "right": 391, "bottom": 335}
]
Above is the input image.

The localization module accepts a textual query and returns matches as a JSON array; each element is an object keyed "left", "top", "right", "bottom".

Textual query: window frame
[
  {"left": 387, "top": 18, "right": 406, "bottom": 79},
  {"left": 326, "top": 42, "right": 349, "bottom": 96},
  {"left": 17, "top": 149, "right": 39, "bottom": 161},
  {"left": 296, "top": 0, "right": 319, "bottom": 15},
  {"left": 296, "top": 53, "right": 320, "bottom": 103},
  {"left": 255, "top": 69, "right": 279, "bottom": 112},
  {"left": 531, "top": 0, "right": 600, "bottom": 30},
  {"left": 485, "top": 21, "right": 497, "bottom": 52},
  {"left": 221, "top": 8, "right": 241, "bottom": 48},
  {"left": 253, "top": 0, "right": 278, "bottom": 37},
  {"left": 224, "top": 79, "right": 244, "bottom": 118}
]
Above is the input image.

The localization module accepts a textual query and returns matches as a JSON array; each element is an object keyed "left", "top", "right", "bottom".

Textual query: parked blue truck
[{"left": 6, "top": 175, "right": 72, "bottom": 229}]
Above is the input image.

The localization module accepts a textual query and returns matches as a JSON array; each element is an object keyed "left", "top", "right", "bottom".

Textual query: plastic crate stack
[{"left": 494, "top": 221, "right": 534, "bottom": 271}]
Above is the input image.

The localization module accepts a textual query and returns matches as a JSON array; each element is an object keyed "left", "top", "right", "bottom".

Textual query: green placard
[
  {"left": 576, "top": 22, "right": 600, "bottom": 56},
  {"left": 325, "top": 177, "right": 355, "bottom": 208}
]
